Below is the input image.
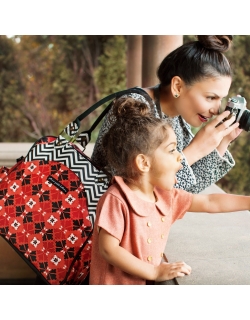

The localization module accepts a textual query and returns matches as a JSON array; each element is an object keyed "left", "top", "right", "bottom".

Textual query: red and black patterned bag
[{"left": 0, "top": 87, "right": 151, "bottom": 284}]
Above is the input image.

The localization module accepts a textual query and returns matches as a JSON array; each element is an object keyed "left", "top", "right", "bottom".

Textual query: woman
[{"left": 91, "top": 35, "right": 242, "bottom": 193}]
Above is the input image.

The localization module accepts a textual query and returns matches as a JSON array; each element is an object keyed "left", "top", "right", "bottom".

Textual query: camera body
[{"left": 224, "top": 96, "right": 250, "bottom": 131}]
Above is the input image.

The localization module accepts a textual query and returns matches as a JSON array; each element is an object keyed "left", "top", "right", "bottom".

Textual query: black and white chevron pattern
[
  {"left": 56, "top": 121, "right": 91, "bottom": 149},
  {"left": 26, "top": 128, "right": 111, "bottom": 226}
]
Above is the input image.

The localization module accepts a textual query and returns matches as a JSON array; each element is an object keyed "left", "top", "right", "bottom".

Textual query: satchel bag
[{"left": 0, "top": 87, "right": 152, "bottom": 284}]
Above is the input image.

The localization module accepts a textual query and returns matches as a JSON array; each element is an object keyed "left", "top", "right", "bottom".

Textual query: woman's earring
[{"left": 174, "top": 94, "right": 179, "bottom": 98}]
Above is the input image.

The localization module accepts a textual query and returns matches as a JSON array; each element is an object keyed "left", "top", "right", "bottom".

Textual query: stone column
[
  {"left": 126, "top": 35, "right": 142, "bottom": 88},
  {"left": 142, "top": 35, "right": 183, "bottom": 87}
]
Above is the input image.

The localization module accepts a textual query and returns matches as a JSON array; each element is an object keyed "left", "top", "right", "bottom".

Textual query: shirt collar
[{"left": 113, "top": 176, "right": 172, "bottom": 217}]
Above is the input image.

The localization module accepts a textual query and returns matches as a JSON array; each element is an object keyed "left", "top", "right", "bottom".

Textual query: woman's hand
[
  {"left": 154, "top": 261, "right": 191, "bottom": 282},
  {"left": 183, "top": 110, "right": 240, "bottom": 165},
  {"left": 217, "top": 93, "right": 245, "bottom": 155},
  {"left": 217, "top": 126, "right": 243, "bottom": 156}
]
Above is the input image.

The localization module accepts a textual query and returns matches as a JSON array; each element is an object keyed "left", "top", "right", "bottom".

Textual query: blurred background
[
  {"left": 1, "top": 35, "right": 250, "bottom": 195},
  {"left": 1, "top": 34, "right": 250, "bottom": 283}
]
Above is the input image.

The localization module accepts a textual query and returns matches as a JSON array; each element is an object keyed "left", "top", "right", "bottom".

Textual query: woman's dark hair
[
  {"left": 157, "top": 35, "right": 233, "bottom": 86},
  {"left": 102, "top": 97, "right": 170, "bottom": 182}
]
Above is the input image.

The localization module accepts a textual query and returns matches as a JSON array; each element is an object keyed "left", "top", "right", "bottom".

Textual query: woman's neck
[{"left": 143, "top": 85, "right": 179, "bottom": 118}]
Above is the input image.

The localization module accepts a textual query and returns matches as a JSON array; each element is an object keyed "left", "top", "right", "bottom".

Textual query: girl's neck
[
  {"left": 125, "top": 179, "right": 156, "bottom": 203},
  {"left": 144, "top": 85, "right": 179, "bottom": 118}
]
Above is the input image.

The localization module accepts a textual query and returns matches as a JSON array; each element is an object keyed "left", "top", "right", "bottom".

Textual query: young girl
[{"left": 89, "top": 97, "right": 249, "bottom": 285}]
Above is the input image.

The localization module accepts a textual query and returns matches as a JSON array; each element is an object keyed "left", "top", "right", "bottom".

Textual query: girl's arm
[
  {"left": 189, "top": 193, "right": 250, "bottom": 213},
  {"left": 99, "top": 228, "right": 191, "bottom": 282}
]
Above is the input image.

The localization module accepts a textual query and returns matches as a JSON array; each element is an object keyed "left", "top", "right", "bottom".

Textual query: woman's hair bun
[{"left": 197, "top": 35, "right": 233, "bottom": 53}]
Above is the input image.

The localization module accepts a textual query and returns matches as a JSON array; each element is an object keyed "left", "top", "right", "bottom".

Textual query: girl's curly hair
[{"left": 102, "top": 97, "right": 170, "bottom": 182}]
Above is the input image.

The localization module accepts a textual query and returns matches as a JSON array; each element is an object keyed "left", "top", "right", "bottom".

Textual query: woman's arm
[
  {"left": 99, "top": 228, "right": 191, "bottom": 282},
  {"left": 189, "top": 193, "right": 250, "bottom": 213},
  {"left": 216, "top": 126, "right": 243, "bottom": 156},
  {"left": 173, "top": 114, "right": 237, "bottom": 194},
  {"left": 179, "top": 149, "right": 234, "bottom": 194}
]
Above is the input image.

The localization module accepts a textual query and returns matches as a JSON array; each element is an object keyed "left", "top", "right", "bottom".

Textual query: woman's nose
[{"left": 210, "top": 102, "right": 222, "bottom": 116}]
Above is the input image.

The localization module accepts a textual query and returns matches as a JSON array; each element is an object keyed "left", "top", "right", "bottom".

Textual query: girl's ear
[
  {"left": 171, "top": 76, "right": 183, "bottom": 98},
  {"left": 135, "top": 154, "right": 151, "bottom": 173}
]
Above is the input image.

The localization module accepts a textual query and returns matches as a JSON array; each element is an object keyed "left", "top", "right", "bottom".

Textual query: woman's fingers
[
  {"left": 214, "top": 110, "right": 237, "bottom": 129},
  {"left": 213, "top": 110, "right": 231, "bottom": 127}
]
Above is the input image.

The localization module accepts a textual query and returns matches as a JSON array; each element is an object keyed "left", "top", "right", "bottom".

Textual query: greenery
[
  {"left": 0, "top": 35, "right": 126, "bottom": 141},
  {"left": 216, "top": 36, "right": 250, "bottom": 194},
  {"left": 1, "top": 35, "right": 250, "bottom": 194}
]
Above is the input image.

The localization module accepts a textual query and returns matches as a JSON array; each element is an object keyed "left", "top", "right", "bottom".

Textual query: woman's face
[{"left": 176, "top": 76, "right": 232, "bottom": 127}]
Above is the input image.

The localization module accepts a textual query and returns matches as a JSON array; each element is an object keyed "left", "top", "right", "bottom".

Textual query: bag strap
[
  {"left": 75, "top": 86, "right": 154, "bottom": 126},
  {"left": 152, "top": 84, "right": 163, "bottom": 119},
  {"left": 87, "top": 101, "right": 113, "bottom": 133},
  {"left": 59, "top": 87, "right": 155, "bottom": 149}
]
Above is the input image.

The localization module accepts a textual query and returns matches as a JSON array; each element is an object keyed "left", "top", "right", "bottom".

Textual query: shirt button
[
  {"left": 161, "top": 217, "right": 165, "bottom": 222},
  {"left": 147, "top": 256, "right": 152, "bottom": 262},
  {"left": 147, "top": 222, "right": 152, "bottom": 227},
  {"left": 160, "top": 253, "right": 164, "bottom": 257},
  {"left": 147, "top": 238, "right": 152, "bottom": 244},
  {"left": 161, "top": 234, "right": 164, "bottom": 239}
]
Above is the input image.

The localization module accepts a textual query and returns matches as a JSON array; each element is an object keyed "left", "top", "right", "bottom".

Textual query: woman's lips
[{"left": 198, "top": 114, "right": 209, "bottom": 122}]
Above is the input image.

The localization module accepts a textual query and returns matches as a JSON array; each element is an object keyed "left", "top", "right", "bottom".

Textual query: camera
[{"left": 223, "top": 96, "right": 250, "bottom": 131}]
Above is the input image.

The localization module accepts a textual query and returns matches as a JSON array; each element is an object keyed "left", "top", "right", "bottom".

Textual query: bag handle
[
  {"left": 75, "top": 86, "right": 154, "bottom": 125},
  {"left": 87, "top": 101, "right": 114, "bottom": 133},
  {"left": 152, "top": 84, "right": 163, "bottom": 119},
  {"left": 59, "top": 87, "right": 155, "bottom": 149}
]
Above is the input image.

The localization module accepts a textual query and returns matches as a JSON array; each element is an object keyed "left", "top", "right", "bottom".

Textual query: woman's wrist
[
  {"left": 217, "top": 138, "right": 231, "bottom": 156},
  {"left": 182, "top": 145, "right": 203, "bottom": 166}
]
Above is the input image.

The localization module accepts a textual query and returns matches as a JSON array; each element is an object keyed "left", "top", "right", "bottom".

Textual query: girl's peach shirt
[{"left": 89, "top": 176, "right": 193, "bottom": 285}]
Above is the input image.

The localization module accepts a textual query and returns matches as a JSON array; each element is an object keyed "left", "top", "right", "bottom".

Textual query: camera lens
[{"left": 239, "top": 110, "right": 250, "bottom": 131}]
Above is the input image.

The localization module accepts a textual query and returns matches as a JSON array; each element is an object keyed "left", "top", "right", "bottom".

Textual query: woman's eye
[
  {"left": 170, "top": 148, "right": 176, "bottom": 153},
  {"left": 207, "top": 96, "right": 215, "bottom": 100}
]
